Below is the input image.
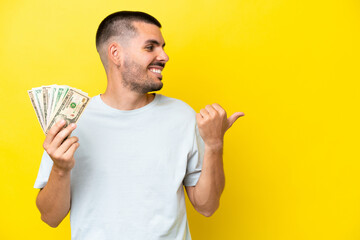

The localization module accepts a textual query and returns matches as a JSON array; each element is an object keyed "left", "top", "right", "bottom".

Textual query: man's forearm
[
  {"left": 36, "top": 166, "right": 71, "bottom": 228},
  {"left": 192, "top": 144, "right": 225, "bottom": 216}
]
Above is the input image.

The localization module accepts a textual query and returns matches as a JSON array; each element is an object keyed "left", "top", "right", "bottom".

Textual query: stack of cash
[{"left": 28, "top": 85, "right": 90, "bottom": 135}]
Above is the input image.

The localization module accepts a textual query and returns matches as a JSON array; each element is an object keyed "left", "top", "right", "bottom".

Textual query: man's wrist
[
  {"left": 205, "top": 141, "right": 224, "bottom": 153},
  {"left": 52, "top": 165, "right": 71, "bottom": 177}
]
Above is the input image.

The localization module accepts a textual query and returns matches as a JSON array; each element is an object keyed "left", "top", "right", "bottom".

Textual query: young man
[{"left": 34, "top": 11, "right": 244, "bottom": 240}]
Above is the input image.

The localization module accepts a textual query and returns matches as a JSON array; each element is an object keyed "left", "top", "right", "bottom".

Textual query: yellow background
[{"left": 1, "top": 0, "right": 359, "bottom": 239}]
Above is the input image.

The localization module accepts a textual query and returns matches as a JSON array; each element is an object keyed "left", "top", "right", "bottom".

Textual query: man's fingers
[
  {"left": 204, "top": 105, "right": 217, "bottom": 117},
  {"left": 50, "top": 123, "right": 77, "bottom": 150},
  {"left": 211, "top": 103, "right": 226, "bottom": 117},
  {"left": 43, "top": 120, "right": 66, "bottom": 150},
  {"left": 199, "top": 109, "right": 210, "bottom": 119},
  {"left": 56, "top": 136, "right": 79, "bottom": 155},
  {"left": 196, "top": 112, "right": 203, "bottom": 124},
  {"left": 63, "top": 142, "right": 80, "bottom": 159}
]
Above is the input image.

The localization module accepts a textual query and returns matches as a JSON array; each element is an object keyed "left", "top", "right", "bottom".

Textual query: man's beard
[{"left": 121, "top": 59, "right": 163, "bottom": 94}]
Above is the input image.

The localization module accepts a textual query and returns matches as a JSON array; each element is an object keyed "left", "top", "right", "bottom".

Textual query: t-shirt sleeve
[
  {"left": 183, "top": 122, "right": 205, "bottom": 186},
  {"left": 34, "top": 151, "right": 54, "bottom": 189}
]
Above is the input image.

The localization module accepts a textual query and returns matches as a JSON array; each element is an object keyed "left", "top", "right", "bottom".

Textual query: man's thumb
[{"left": 227, "top": 112, "right": 245, "bottom": 129}]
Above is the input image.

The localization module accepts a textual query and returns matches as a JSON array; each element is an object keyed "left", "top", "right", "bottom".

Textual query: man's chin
[
  {"left": 143, "top": 82, "right": 163, "bottom": 93},
  {"left": 152, "top": 82, "right": 163, "bottom": 91}
]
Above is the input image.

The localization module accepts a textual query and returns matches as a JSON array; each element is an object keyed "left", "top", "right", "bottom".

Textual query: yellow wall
[{"left": 1, "top": 0, "right": 359, "bottom": 239}]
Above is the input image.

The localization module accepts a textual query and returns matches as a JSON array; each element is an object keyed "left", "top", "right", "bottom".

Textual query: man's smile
[
  {"left": 148, "top": 66, "right": 163, "bottom": 79},
  {"left": 148, "top": 68, "right": 162, "bottom": 74}
]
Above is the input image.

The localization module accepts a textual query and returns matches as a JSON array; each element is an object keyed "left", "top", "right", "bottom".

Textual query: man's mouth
[
  {"left": 149, "top": 68, "right": 162, "bottom": 74},
  {"left": 148, "top": 67, "right": 163, "bottom": 79}
]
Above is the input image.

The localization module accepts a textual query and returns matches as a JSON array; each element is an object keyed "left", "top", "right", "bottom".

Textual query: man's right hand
[
  {"left": 43, "top": 120, "right": 79, "bottom": 174},
  {"left": 37, "top": 120, "right": 78, "bottom": 227}
]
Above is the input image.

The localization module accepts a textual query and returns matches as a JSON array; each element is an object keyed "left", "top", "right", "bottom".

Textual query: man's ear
[{"left": 108, "top": 42, "right": 122, "bottom": 66}]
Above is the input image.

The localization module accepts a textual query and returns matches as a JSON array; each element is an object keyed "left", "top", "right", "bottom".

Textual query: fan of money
[{"left": 28, "top": 85, "right": 90, "bottom": 135}]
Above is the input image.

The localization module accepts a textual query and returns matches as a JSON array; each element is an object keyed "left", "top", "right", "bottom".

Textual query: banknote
[
  {"left": 46, "top": 85, "right": 58, "bottom": 124},
  {"left": 28, "top": 85, "right": 90, "bottom": 135},
  {"left": 45, "top": 88, "right": 90, "bottom": 134},
  {"left": 28, "top": 90, "right": 44, "bottom": 131},
  {"left": 42, "top": 86, "right": 51, "bottom": 127},
  {"left": 50, "top": 85, "right": 70, "bottom": 120},
  {"left": 32, "top": 87, "right": 45, "bottom": 127}
]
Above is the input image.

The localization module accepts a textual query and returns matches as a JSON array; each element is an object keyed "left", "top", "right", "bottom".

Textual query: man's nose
[{"left": 157, "top": 49, "right": 169, "bottom": 63}]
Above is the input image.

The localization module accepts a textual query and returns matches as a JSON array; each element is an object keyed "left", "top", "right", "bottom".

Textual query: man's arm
[
  {"left": 36, "top": 120, "right": 79, "bottom": 227},
  {"left": 36, "top": 167, "right": 71, "bottom": 227},
  {"left": 186, "top": 104, "right": 244, "bottom": 217},
  {"left": 185, "top": 144, "right": 224, "bottom": 217}
]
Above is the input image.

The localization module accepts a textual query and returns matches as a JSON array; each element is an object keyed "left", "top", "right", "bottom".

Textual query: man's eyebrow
[{"left": 144, "top": 39, "right": 166, "bottom": 48}]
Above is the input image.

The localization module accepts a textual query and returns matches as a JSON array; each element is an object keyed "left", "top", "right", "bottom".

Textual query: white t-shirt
[{"left": 34, "top": 93, "right": 205, "bottom": 240}]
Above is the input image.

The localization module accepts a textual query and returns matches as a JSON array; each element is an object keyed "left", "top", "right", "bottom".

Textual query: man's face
[{"left": 120, "top": 21, "right": 169, "bottom": 94}]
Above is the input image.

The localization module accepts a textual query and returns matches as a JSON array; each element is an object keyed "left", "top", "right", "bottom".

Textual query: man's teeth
[{"left": 149, "top": 68, "right": 162, "bottom": 74}]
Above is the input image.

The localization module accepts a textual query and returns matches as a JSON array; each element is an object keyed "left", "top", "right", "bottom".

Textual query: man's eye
[{"left": 145, "top": 45, "right": 154, "bottom": 51}]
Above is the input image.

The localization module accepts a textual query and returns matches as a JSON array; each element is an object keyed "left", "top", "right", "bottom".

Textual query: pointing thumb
[{"left": 227, "top": 112, "right": 245, "bottom": 129}]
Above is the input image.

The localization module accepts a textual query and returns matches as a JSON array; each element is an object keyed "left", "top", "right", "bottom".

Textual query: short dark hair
[{"left": 96, "top": 11, "right": 161, "bottom": 50}]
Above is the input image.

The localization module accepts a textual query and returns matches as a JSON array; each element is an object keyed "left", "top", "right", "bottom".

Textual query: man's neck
[{"left": 101, "top": 88, "right": 155, "bottom": 111}]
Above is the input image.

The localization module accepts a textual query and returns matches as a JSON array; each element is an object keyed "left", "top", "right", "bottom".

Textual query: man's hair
[{"left": 96, "top": 11, "right": 161, "bottom": 51}]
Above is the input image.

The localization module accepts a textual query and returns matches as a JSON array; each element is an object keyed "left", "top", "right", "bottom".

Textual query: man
[{"left": 34, "top": 11, "right": 244, "bottom": 239}]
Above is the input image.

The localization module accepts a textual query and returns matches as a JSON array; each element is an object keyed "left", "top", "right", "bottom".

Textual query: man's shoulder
[{"left": 158, "top": 94, "right": 196, "bottom": 116}]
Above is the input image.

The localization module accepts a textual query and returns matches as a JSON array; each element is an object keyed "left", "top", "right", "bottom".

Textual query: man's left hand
[{"left": 196, "top": 103, "right": 244, "bottom": 149}]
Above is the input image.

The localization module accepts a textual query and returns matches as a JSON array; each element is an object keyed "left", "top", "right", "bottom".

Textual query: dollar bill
[
  {"left": 42, "top": 86, "right": 51, "bottom": 127},
  {"left": 46, "top": 85, "right": 58, "bottom": 123},
  {"left": 28, "top": 90, "right": 45, "bottom": 131},
  {"left": 45, "top": 88, "right": 90, "bottom": 134},
  {"left": 32, "top": 87, "right": 45, "bottom": 126},
  {"left": 50, "top": 86, "right": 70, "bottom": 119}
]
